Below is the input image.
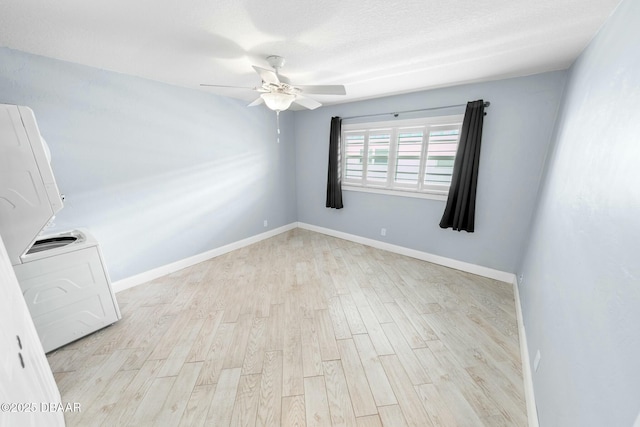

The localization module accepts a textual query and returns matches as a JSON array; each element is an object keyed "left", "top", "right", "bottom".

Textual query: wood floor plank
[
  {"left": 465, "top": 311, "right": 522, "bottom": 366},
  {"left": 415, "top": 383, "right": 458, "bottom": 427},
  {"left": 301, "top": 317, "right": 324, "bottom": 377},
  {"left": 98, "top": 359, "right": 165, "bottom": 426},
  {"left": 381, "top": 322, "right": 432, "bottom": 386},
  {"left": 345, "top": 275, "right": 370, "bottom": 308},
  {"left": 205, "top": 367, "right": 242, "bottom": 427},
  {"left": 465, "top": 364, "right": 528, "bottom": 426},
  {"left": 315, "top": 309, "right": 341, "bottom": 361},
  {"left": 283, "top": 308, "right": 304, "bottom": 396},
  {"left": 418, "top": 342, "right": 493, "bottom": 424},
  {"left": 147, "top": 308, "right": 198, "bottom": 361},
  {"left": 178, "top": 384, "right": 216, "bottom": 427},
  {"left": 157, "top": 318, "right": 205, "bottom": 377},
  {"left": 394, "top": 297, "right": 439, "bottom": 341},
  {"left": 266, "top": 303, "right": 284, "bottom": 351},
  {"left": 356, "top": 415, "right": 383, "bottom": 427},
  {"left": 71, "top": 368, "right": 137, "bottom": 427},
  {"left": 121, "top": 311, "right": 178, "bottom": 371},
  {"left": 379, "top": 355, "right": 434, "bottom": 427},
  {"left": 481, "top": 413, "right": 516, "bottom": 426},
  {"left": 362, "top": 287, "right": 393, "bottom": 324},
  {"left": 384, "top": 302, "right": 427, "bottom": 349},
  {"left": 252, "top": 279, "right": 272, "bottom": 318},
  {"left": 357, "top": 306, "right": 394, "bottom": 356},
  {"left": 257, "top": 351, "right": 283, "bottom": 427},
  {"left": 154, "top": 362, "right": 203, "bottom": 425},
  {"left": 328, "top": 297, "right": 352, "bottom": 340},
  {"left": 54, "top": 354, "right": 108, "bottom": 396},
  {"left": 102, "top": 305, "right": 165, "bottom": 354},
  {"left": 129, "top": 376, "right": 176, "bottom": 426},
  {"left": 304, "top": 376, "right": 331, "bottom": 427},
  {"left": 242, "top": 316, "right": 267, "bottom": 375},
  {"left": 282, "top": 395, "right": 306, "bottom": 427},
  {"left": 378, "top": 405, "right": 409, "bottom": 427},
  {"left": 336, "top": 339, "right": 378, "bottom": 417},
  {"left": 230, "top": 373, "right": 262, "bottom": 427},
  {"left": 339, "top": 294, "right": 368, "bottom": 335},
  {"left": 186, "top": 310, "right": 224, "bottom": 363},
  {"left": 323, "top": 360, "right": 358, "bottom": 427},
  {"left": 47, "top": 348, "right": 84, "bottom": 374},
  {"left": 223, "top": 313, "right": 254, "bottom": 369},
  {"left": 352, "top": 334, "right": 397, "bottom": 407},
  {"left": 63, "top": 349, "right": 130, "bottom": 406},
  {"left": 195, "top": 322, "right": 235, "bottom": 386}
]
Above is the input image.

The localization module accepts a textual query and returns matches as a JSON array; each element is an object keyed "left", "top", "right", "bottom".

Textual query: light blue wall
[
  {"left": 0, "top": 48, "right": 297, "bottom": 281},
  {"left": 294, "top": 72, "right": 566, "bottom": 274},
  {"left": 517, "top": 0, "right": 640, "bottom": 424}
]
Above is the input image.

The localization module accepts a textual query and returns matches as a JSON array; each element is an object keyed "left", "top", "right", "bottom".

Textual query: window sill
[{"left": 342, "top": 185, "right": 448, "bottom": 201}]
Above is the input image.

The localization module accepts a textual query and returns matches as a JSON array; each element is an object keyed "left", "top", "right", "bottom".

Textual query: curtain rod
[{"left": 341, "top": 101, "right": 490, "bottom": 121}]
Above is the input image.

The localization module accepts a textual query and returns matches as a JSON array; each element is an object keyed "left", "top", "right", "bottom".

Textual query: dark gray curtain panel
[
  {"left": 439, "top": 100, "right": 485, "bottom": 232},
  {"left": 326, "top": 116, "right": 344, "bottom": 209}
]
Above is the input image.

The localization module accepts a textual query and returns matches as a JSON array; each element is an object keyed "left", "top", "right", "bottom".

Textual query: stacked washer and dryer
[{"left": 0, "top": 103, "right": 121, "bottom": 353}]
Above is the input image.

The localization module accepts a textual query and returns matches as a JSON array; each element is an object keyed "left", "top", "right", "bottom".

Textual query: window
[{"left": 342, "top": 115, "right": 463, "bottom": 199}]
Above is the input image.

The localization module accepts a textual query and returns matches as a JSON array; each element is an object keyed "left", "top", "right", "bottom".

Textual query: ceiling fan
[{"left": 200, "top": 55, "right": 346, "bottom": 112}]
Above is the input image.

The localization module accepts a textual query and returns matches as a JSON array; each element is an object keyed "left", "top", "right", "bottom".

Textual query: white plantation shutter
[
  {"left": 344, "top": 132, "right": 365, "bottom": 181},
  {"left": 424, "top": 125, "right": 460, "bottom": 190},
  {"left": 366, "top": 131, "right": 391, "bottom": 183},
  {"left": 394, "top": 129, "right": 424, "bottom": 186},
  {"left": 342, "top": 115, "right": 463, "bottom": 197}
]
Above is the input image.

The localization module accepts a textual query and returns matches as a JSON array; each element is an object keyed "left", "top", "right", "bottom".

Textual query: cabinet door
[{"left": 0, "top": 235, "right": 64, "bottom": 427}]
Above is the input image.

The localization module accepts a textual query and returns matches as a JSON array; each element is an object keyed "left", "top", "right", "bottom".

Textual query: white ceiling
[{"left": 0, "top": 0, "right": 621, "bottom": 107}]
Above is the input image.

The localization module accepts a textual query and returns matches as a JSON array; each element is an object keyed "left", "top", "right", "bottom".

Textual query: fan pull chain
[{"left": 276, "top": 110, "right": 281, "bottom": 143}]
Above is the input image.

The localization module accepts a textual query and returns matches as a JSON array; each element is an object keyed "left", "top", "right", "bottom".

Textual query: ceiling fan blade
[
  {"left": 252, "top": 66, "right": 280, "bottom": 85},
  {"left": 248, "top": 97, "right": 264, "bottom": 107},
  {"left": 295, "top": 85, "right": 346, "bottom": 95},
  {"left": 200, "top": 84, "right": 257, "bottom": 90},
  {"left": 294, "top": 95, "right": 322, "bottom": 110}
]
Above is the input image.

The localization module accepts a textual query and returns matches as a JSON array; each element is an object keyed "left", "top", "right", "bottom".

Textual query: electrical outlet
[
  {"left": 263, "top": 220, "right": 268, "bottom": 227},
  {"left": 380, "top": 228, "right": 387, "bottom": 236},
  {"left": 533, "top": 350, "right": 541, "bottom": 372}
]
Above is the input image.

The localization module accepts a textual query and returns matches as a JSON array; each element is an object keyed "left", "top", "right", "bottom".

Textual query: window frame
[{"left": 341, "top": 114, "right": 464, "bottom": 201}]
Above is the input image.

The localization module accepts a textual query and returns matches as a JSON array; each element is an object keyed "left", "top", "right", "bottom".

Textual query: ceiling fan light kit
[{"left": 261, "top": 91, "right": 295, "bottom": 111}]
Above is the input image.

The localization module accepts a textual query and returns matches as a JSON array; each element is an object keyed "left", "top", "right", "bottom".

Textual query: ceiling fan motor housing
[{"left": 266, "top": 55, "right": 286, "bottom": 70}]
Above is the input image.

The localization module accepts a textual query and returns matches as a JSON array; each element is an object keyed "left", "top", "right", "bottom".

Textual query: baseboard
[
  {"left": 111, "top": 222, "right": 297, "bottom": 293},
  {"left": 513, "top": 277, "right": 540, "bottom": 427},
  {"left": 113, "top": 220, "right": 514, "bottom": 291},
  {"left": 297, "top": 222, "right": 516, "bottom": 283}
]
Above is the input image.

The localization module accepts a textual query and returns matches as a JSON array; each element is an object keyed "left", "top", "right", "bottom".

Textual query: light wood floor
[{"left": 47, "top": 228, "right": 527, "bottom": 426}]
